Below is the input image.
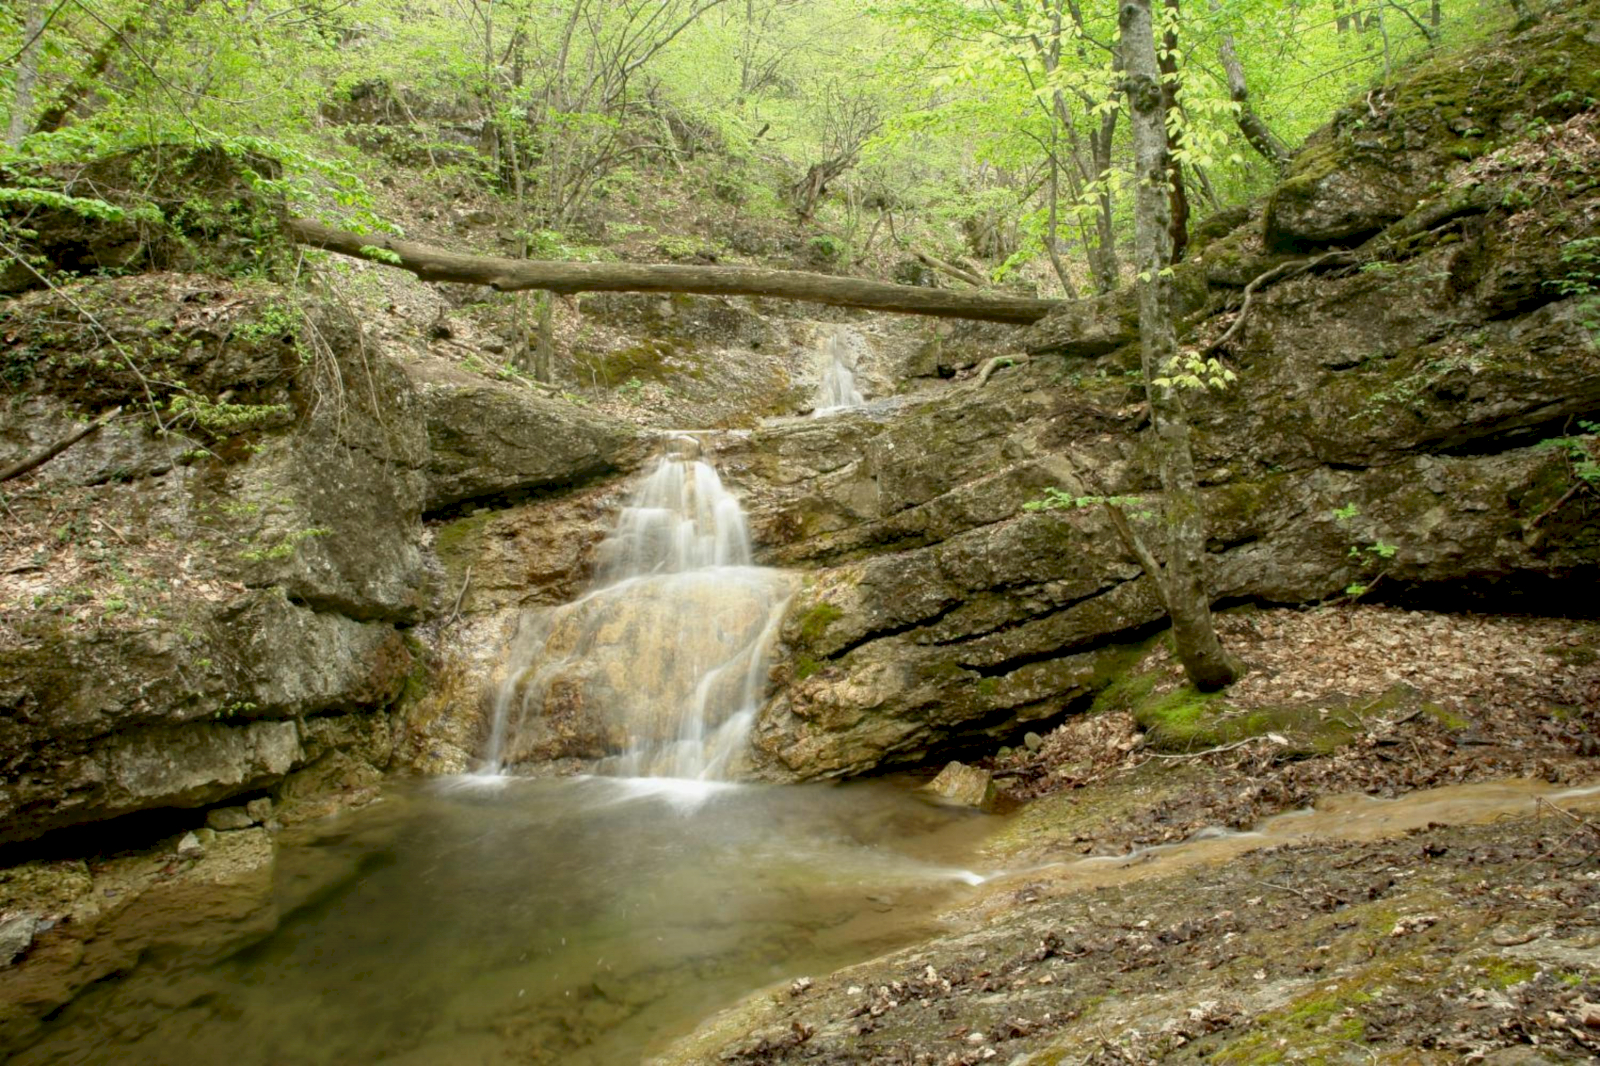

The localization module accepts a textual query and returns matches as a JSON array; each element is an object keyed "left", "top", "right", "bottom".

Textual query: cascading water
[
  {"left": 814, "top": 326, "right": 866, "bottom": 414},
  {"left": 484, "top": 436, "right": 794, "bottom": 780}
]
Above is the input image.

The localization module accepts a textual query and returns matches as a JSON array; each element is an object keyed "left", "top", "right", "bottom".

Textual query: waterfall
[
  {"left": 814, "top": 327, "right": 866, "bottom": 414},
  {"left": 484, "top": 437, "right": 793, "bottom": 780}
]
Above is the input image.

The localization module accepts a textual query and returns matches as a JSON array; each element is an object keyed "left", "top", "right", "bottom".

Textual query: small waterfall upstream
[
  {"left": 814, "top": 326, "right": 866, "bottom": 414},
  {"left": 484, "top": 437, "right": 794, "bottom": 780}
]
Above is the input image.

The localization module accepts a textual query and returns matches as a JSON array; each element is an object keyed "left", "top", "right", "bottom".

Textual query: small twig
[
  {"left": 445, "top": 564, "right": 473, "bottom": 627},
  {"left": 1256, "top": 879, "right": 1316, "bottom": 901},
  {"left": 1536, "top": 796, "right": 1600, "bottom": 832},
  {"left": 1146, "top": 735, "right": 1274, "bottom": 760},
  {"left": 0, "top": 406, "right": 123, "bottom": 483},
  {"left": 1529, "top": 481, "right": 1584, "bottom": 529}
]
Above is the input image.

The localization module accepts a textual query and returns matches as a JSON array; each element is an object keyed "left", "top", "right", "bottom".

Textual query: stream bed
[{"left": 8, "top": 775, "right": 996, "bottom": 1065}]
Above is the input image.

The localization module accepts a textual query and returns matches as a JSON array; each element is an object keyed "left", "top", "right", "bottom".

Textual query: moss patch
[{"left": 797, "top": 602, "right": 844, "bottom": 645}]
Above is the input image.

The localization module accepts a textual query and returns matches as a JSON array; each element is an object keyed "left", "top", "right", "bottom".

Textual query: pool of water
[{"left": 11, "top": 775, "right": 996, "bottom": 1065}]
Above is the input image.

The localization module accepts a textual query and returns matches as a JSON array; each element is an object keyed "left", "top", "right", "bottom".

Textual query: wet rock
[
  {"left": 924, "top": 762, "right": 997, "bottom": 810},
  {"left": 175, "top": 832, "right": 204, "bottom": 858}
]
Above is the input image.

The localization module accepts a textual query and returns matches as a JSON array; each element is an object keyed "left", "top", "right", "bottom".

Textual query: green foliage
[
  {"left": 359, "top": 245, "right": 404, "bottom": 266},
  {"left": 1024, "top": 487, "right": 1149, "bottom": 516},
  {"left": 1153, "top": 350, "right": 1238, "bottom": 392},
  {"left": 1536, "top": 420, "right": 1600, "bottom": 491},
  {"left": 1551, "top": 237, "right": 1600, "bottom": 335},
  {"left": 167, "top": 395, "right": 293, "bottom": 437},
  {"left": 1334, "top": 501, "right": 1400, "bottom": 597}
]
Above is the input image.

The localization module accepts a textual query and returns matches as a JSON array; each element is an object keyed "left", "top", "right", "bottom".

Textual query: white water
[
  {"left": 485, "top": 437, "right": 793, "bottom": 780},
  {"left": 813, "top": 327, "right": 866, "bottom": 414}
]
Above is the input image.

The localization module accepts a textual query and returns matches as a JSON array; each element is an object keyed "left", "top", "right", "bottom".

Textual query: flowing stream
[{"left": 813, "top": 326, "right": 866, "bottom": 414}]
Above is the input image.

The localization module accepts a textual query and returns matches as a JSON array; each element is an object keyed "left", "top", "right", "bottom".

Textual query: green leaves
[{"left": 1151, "top": 350, "right": 1237, "bottom": 392}]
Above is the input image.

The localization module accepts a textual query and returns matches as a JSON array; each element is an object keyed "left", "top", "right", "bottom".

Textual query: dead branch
[
  {"left": 0, "top": 406, "right": 123, "bottom": 483},
  {"left": 1205, "top": 251, "right": 1352, "bottom": 355},
  {"left": 975, "top": 354, "right": 1029, "bottom": 386}
]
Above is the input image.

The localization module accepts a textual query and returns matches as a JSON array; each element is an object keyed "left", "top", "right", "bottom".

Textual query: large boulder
[
  {"left": 418, "top": 378, "right": 643, "bottom": 511},
  {"left": 1264, "top": 12, "right": 1600, "bottom": 251}
]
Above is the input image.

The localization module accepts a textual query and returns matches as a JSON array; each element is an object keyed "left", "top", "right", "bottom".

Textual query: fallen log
[{"left": 286, "top": 218, "right": 1059, "bottom": 324}]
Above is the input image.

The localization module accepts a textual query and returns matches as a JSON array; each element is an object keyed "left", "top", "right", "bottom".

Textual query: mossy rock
[{"left": 1107, "top": 670, "right": 1397, "bottom": 756}]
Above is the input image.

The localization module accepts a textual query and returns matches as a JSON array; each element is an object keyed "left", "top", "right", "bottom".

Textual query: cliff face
[{"left": 0, "top": 275, "right": 640, "bottom": 843}]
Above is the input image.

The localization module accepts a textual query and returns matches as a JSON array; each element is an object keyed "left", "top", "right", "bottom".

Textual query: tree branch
[{"left": 0, "top": 406, "right": 122, "bottom": 483}]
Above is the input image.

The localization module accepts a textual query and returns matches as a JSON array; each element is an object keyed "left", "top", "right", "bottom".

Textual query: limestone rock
[
  {"left": 1022, "top": 264, "right": 1206, "bottom": 357},
  {"left": 206, "top": 807, "right": 254, "bottom": 831},
  {"left": 418, "top": 379, "right": 642, "bottom": 512},
  {"left": 0, "top": 280, "right": 421, "bottom": 844},
  {"left": 0, "top": 915, "right": 36, "bottom": 966},
  {"left": 924, "top": 762, "right": 996, "bottom": 810}
]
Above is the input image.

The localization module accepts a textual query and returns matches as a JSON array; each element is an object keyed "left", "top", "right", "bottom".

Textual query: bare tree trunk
[
  {"left": 534, "top": 290, "right": 555, "bottom": 382},
  {"left": 1044, "top": 148, "right": 1079, "bottom": 298},
  {"left": 8, "top": 0, "right": 44, "bottom": 146},
  {"left": 1209, "top": 0, "right": 1292, "bottom": 169},
  {"left": 286, "top": 218, "right": 1059, "bottom": 323},
  {"left": 1506, "top": 0, "right": 1538, "bottom": 29},
  {"left": 1117, "top": 0, "right": 1240, "bottom": 691}
]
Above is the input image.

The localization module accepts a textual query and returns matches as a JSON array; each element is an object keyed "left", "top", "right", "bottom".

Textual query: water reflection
[{"left": 12, "top": 777, "right": 993, "bottom": 1066}]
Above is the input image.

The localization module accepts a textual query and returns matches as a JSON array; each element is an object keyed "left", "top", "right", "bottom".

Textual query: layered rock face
[{"left": 0, "top": 276, "right": 640, "bottom": 842}]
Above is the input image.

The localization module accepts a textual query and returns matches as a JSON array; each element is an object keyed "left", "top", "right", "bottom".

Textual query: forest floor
[{"left": 660, "top": 604, "right": 1600, "bottom": 1065}]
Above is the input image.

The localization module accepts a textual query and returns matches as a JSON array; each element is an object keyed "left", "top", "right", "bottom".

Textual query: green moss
[
  {"left": 794, "top": 655, "right": 822, "bottom": 681},
  {"left": 1088, "top": 658, "right": 1160, "bottom": 716},
  {"left": 1423, "top": 702, "right": 1472, "bottom": 731},
  {"left": 577, "top": 337, "right": 704, "bottom": 386},
  {"left": 433, "top": 511, "right": 496, "bottom": 561},
  {"left": 1545, "top": 644, "right": 1597, "bottom": 667},
  {"left": 797, "top": 602, "right": 844, "bottom": 645},
  {"left": 1478, "top": 956, "right": 1538, "bottom": 989},
  {"left": 1120, "top": 678, "right": 1376, "bottom": 755}
]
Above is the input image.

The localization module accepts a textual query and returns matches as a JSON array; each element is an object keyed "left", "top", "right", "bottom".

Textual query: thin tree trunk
[
  {"left": 8, "top": 1, "right": 45, "bottom": 146},
  {"left": 286, "top": 218, "right": 1059, "bottom": 323},
  {"left": 1117, "top": 0, "right": 1239, "bottom": 690},
  {"left": 1209, "top": 0, "right": 1292, "bottom": 169},
  {"left": 1044, "top": 150, "right": 1078, "bottom": 298},
  {"left": 1090, "top": 110, "right": 1121, "bottom": 292},
  {"left": 534, "top": 291, "right": 554, "bottom": 382},
  {"left": 33, "top": 0, "right": 208, "bottom": 134},
  {"left": 1157, "top": 0, "right": 1190, "bottom": 261}
]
